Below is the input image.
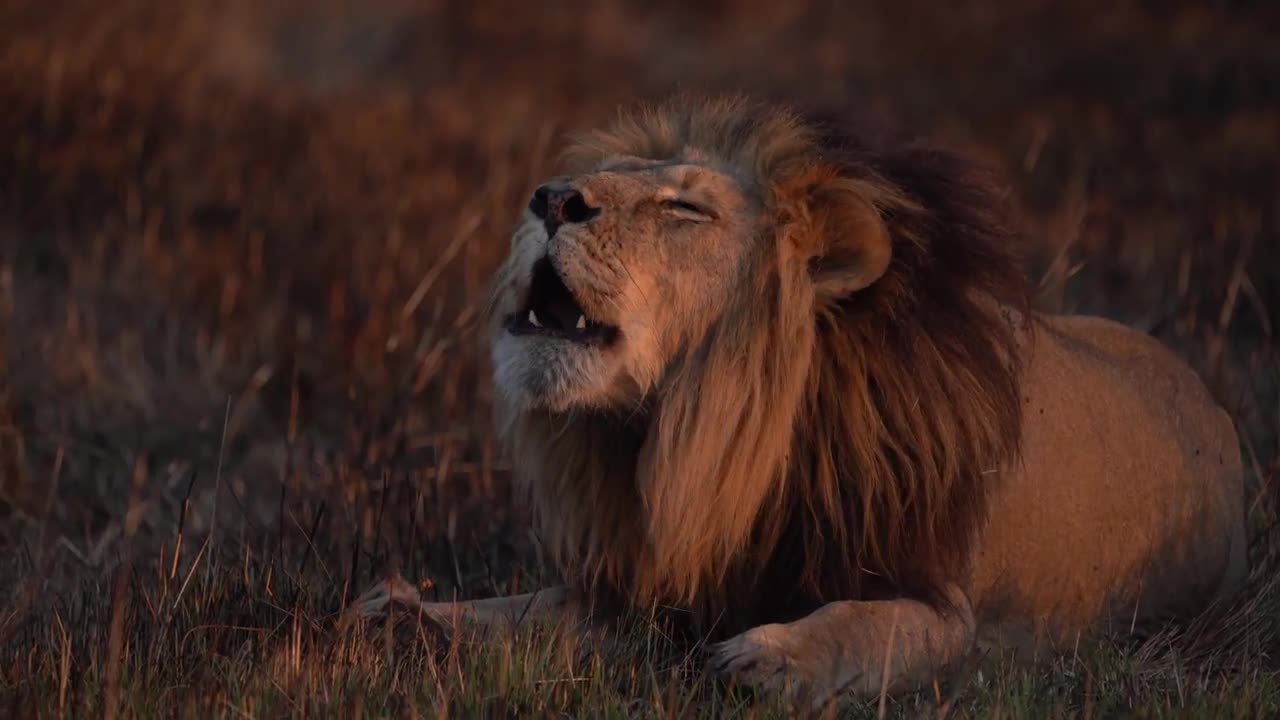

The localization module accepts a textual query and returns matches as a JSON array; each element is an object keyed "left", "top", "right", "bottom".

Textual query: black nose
[{"left": 528, "top": 185, "right": 599, "bottom": 237}]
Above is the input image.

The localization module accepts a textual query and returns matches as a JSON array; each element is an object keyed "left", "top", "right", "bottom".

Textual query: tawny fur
[{"left": 354, "top": 95, "right": 1248, "bottom": 709}]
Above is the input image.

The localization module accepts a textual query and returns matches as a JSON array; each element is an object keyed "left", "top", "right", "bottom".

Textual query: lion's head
[{"left": 487, "top": 95, "right": 1032, "bottom": 632}]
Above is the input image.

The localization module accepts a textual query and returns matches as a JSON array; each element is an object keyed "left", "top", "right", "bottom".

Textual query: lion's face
[{"left": 490, "top": 154, "right": 758, "bottom": 412}]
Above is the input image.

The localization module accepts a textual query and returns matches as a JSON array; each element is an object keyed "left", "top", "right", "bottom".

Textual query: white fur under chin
[{"left": 491, "top": 332, "right": 621, "bottom": 413}]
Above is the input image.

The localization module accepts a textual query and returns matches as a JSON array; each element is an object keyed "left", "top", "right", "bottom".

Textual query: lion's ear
[{"left": 806, "top": 177, "right": 894, "bottom": 301}]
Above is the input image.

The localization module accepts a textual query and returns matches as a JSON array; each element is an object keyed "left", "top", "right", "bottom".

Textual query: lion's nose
[{"left": 529, "top": 185, "right": 600, "bottom": 237}]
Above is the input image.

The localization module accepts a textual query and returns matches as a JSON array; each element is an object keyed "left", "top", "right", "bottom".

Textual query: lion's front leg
[
  {"left": 708, "top": 589, "right": 975, "bottom": 710},
  {"left": 347, "top": 574, "right": 570, "bottom": 635}
]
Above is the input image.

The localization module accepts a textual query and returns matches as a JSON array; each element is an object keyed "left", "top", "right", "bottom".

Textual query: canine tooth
[
  {"left": 528, "top": 310, "right": 542, "bottom": 327},
  {"left": 576, "top": 315, "right": 587, "bottom": 330}
]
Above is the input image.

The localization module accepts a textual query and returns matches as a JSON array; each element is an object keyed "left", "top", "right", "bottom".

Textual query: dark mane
[{"left": 743, "top": 121, "right": 1032, "bottom": 626}]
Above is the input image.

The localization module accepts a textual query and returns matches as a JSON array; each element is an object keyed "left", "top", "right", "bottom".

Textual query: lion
[{"left": 353, "top": 95, "right": 1247, "bottom": 709}]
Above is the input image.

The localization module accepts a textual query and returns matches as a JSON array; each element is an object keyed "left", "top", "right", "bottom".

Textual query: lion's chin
[{"left": 491, "top": 331, "right": 624, "bottom": 413}]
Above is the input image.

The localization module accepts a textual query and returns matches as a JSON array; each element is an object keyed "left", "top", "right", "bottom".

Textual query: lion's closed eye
[{"left": 661, "top": 198, "right": 717, "bottom": 223}]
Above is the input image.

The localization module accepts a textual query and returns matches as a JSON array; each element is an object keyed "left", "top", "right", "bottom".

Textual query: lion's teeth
[
  {"left": 576, "top": 315, "right": 586, "bottom": 330},
  {"left": 528, "top": 310, "right": 542, "bottom": 327}
]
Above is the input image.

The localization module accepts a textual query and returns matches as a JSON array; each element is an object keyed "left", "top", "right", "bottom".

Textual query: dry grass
[{"left": 1, "top": 0, "right": 1278, "bottom": 717}]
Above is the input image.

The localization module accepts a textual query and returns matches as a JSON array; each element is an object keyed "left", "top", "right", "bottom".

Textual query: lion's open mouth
[{"left": 507, "top": 257, "right": 618, "bottom": 346}]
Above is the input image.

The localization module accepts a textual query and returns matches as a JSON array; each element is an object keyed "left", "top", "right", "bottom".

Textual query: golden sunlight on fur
[{"left": 353, "top": 95, "right": 1248, "bottom": 710}]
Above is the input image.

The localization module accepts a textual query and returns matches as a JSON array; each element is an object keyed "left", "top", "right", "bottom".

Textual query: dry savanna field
[{"left": 2, "top": 0, "right": 1279, "bottom": 717}]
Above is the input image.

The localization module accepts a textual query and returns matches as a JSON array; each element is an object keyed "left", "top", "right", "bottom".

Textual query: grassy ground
[{"left": 2, "top": 0, "right": 1279, "bottom": 717}]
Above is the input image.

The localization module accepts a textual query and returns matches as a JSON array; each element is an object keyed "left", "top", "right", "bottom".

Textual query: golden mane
[{"left": 495, "top": 96, "right": 1032, "bottom": 634}]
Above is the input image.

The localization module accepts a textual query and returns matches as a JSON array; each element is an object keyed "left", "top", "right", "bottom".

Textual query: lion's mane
[{"left": 495, "top": 96, "right": 1033, "bottom": 634}]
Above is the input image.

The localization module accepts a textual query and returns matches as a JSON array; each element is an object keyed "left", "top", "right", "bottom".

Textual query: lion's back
[{"left": 1039, "top": 314, "right": 1242, "bottom": 486}]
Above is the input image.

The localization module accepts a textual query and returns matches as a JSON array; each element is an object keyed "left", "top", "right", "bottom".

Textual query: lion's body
[
  {"left": 354, "top": 96, "right": 1247, "bottom": 709},
  {"left": 701, "top": 310, "right": 1247, "bottom": 702},
  {"left": 971, "top": 313, "right": 1246, "bottom": 655}
]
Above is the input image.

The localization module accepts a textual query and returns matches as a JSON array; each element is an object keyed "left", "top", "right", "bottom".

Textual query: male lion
[{"left": 355, "top": 96, "right": 1247, "bottom": 708}]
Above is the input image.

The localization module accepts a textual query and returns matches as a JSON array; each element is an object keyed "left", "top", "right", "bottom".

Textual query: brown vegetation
[{"left": 1, "top": 0, "right": 1277, "bottom": 716}]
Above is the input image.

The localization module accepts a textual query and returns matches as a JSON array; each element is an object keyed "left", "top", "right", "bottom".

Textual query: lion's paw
[
  {"left": 350, "top": 575, "right": 422, "bottom": 617},
  {"left": 342, "top": 575, "right": 451, "bottom": 639},
  {"left": 708, "top": 624, "right": 792, "bottom": 688},
  {"left": 708, "top": 623, "right": 838, "bottom": 710}
]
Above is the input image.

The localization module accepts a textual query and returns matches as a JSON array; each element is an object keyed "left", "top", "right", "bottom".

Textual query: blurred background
[{"left": 1, "top": 0, "right": 1277, "bottom": 681}]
